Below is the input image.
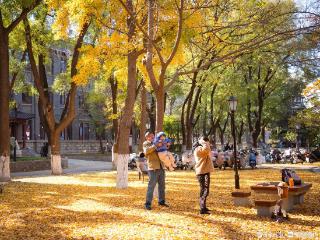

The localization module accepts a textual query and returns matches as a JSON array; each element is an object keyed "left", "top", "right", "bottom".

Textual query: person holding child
[{"left": 143, "top": 131, "right": 169, "bottom": 210}]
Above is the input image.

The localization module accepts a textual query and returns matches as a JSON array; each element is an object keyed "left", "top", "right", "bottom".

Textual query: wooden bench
[
  {"left": 254, "top": 200, "right": 277, "bottom": 217},
  {"left": 231, "top": 191, "right": 251, "bottom": 206},
  {"left": 251, "top": 182, "right": 312, "bottom": 212}
]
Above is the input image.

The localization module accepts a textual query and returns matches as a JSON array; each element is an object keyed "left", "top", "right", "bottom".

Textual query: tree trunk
[
  {"left": 24, "top": 19, "right": 90, "bottom": 175},
  {"left": 251, "top": 87, "right": 264, "bottom": 148},
  {"left": 147, "top": 95, "right": 156, "bottom": 133},
  {"left": 155, "top": 89, "right": 165, "bottom": 132},
  {"left": 115, "top": 0, "right": 137, "bottom": 188},
  {"left": 261, "top": 125, "right": 266, "bottom": 144},
  {"left": 49, "top": 131, "right": 62, "bottom": 175},
  {"left": 99, "top": 133, "right": 105, "bottom": 153},
  {"left": 144, "top": 0, "right": 183, "bottom": 133},
  {"left": 181, "top": 94, "right": 188, "bottom": 148},
  {"left": 219, "top": 114, "right": 229, "bottom": 148},
  {"left": 237, "top": 120, "right": 245, "bottom": 145},
  {"left": 138, "top": 81, "right": 147, "bottom": 152},
  {"left": 0, "top": 1, "right": 42, "bottom": 181},
  {"left": 211, "top": 127, "right": 217, "bottom": 149},
  {"left": 0, "top": 31, "right": 11, "bottom": 181},
  {"left": 219, "top": 126, "right": 225, "bottom": 147},
  {"left": 202, "top": 98, "right": 207, "bottom": 136},
  {"left": 115, "top": 51, "right": 137, "bottom": 188},
  {"left": 184, "top": 73, "right": 202, "bottom": 150},
  {"left": 185, "top": 127, "right": 193, "bottom": 150},
  {"left": 109, "top": 76, "right": 118, "bottom": 141},
  {"left": 208, "top": 84, "right": 219, "bottom": 150}
]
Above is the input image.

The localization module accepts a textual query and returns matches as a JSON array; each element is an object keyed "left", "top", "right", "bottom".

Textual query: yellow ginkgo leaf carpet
[{"left": 0, "top": 169, "right": 319, "bottom": 240}]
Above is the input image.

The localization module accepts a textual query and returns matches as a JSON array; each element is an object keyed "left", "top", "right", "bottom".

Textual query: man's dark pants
[{"left": 197, "top": 173, "right": 210, "bottom": 210}]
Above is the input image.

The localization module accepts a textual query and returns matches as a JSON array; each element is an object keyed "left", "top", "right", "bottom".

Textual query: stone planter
[{"left": 10, "top": 158, "right": 68, "bottom": 172}]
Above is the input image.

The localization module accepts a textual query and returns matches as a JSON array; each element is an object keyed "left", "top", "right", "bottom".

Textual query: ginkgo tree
[
  {"left": 66, "top": 0, "right": 147, "bottom": 188},
  {"left": 23, "top": 0, "right": 97, "bottom": 174},
  {"left": 0, "top": 0, "right": 41, "bottom": 181}
]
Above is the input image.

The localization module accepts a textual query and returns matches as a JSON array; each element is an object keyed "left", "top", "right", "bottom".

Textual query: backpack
[{"left": 281, "top": 168, "right": 302, "bottom": 185}]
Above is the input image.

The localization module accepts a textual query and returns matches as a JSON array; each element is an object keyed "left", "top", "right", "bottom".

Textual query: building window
[
  {"left": 79, "top": 123, "right": 83, "bottom": 140},
  {"left": 60, "top": 94, "right": 66, "bottom": 105},
  {"left": 26, "top": 121, "right": 32, "bottom": 140},
  {"left": 50, "top": 56, "right": 54, "bottom": 75},
  {"left": 67, "top": 124, "right": 73, "bottom": 140},
  {"left": 78, "top": 95, "right": 84, "bottom": 109},
  {"left": 22, "top": 93, "right": 32, "bottom": 104},
  {"left": 49, "top": 92, "right": 54, "bottom": 105},
  {"left": 79, "top": 122, "right": 89, "bottom": 140},
  {"left": 60, "top": 58, "right": 67, "bottom": 73},
  {"left": 84, "top": 123, "right": 90, "bottom": 140},
  {"left": 60, "top": 129, "right": 66, "bottom": 140},
  {"left": 40, "top": 124, "right": 46, "bottom": 140}
]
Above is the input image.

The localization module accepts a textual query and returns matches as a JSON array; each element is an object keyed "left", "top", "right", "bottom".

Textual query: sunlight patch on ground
[
  {"left": 12, "top": 175, "right": 114, "bottom": 187},
  {"left": 56, "top": 199, "right": 112, "bottom": 212}
]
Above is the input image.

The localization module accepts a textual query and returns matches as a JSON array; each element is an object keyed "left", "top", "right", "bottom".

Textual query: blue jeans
[{"left": 145, "top": 169, "right": 165, "bottom": 207}]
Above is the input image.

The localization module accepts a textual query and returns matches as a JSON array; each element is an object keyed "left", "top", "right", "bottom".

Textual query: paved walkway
[
  {"left": 12, "top": 159, "right": 113, "bottom": 178},
  {"left": 259, "top": 163, "right": 320, "bottom": 173},
  {"left": 11, "top": 160, "right": 320, "bottom": 178}
]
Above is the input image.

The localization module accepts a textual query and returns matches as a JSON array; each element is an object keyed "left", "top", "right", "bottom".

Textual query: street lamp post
[{"left": 229, "top": 96, "right": 239, "bottom": 189}]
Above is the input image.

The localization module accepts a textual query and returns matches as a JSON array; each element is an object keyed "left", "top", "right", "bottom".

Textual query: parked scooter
[
  {"left": 238, "top": 150, "right": 248, "bottom": 169},
  {"left": 223, "top": 151, "right": 233, "bottom": 170},
  {"left": 248, "top": 149, "right": 257, "bottom": 169}
]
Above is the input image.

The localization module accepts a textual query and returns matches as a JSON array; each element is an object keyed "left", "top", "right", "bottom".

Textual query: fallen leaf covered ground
[{"left": 0, "top": 168, "right": 319, "bottom": 239}]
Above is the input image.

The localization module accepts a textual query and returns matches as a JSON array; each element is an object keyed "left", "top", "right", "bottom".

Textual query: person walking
[
  {"left": 144, "top": 131, "right": 169, "bottom": 210},
  {"left": 193, "top": 136, "right": 214, "bottom": 214}
]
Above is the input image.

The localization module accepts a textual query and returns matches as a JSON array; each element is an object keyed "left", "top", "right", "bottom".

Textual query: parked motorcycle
[
  {"left": 309, "top": 148, "right": 320, "bottom": 163},
  {"left": 248, "top": 150, "right": 257, "bottom": 169}
]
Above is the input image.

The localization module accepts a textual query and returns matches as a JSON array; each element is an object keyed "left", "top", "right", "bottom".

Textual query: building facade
[{"left": 10, "top": 48, "right": 107, "bottom": 153}]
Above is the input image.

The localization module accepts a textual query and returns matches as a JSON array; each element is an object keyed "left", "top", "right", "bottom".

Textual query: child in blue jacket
[{"left": 154, "top": 132, "right": 176, "bottom": 171}]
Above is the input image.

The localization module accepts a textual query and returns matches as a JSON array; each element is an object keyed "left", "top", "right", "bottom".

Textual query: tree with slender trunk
[
  {"left": 144, "top": 0, "right": 184, "bottom": 132},
  {"left": 183, "top": 73, "right": 203, "bottom": 150},
  {"left": 207, "top": 84, "right": 220, "bottom": 148},
  {"left": 113, "top": 0, "right": 141, "bottom": 189},
  {"left": 109, "top": 75, "right": 118, "bottom": 141},
  {"left": 0, "top": 0, "right": 41, "bottom": 181},
  {"left": 146, "top": 94, "right": 156, "bottom": 133},
  {"left": 218, "top": 114, "right": 230, "bottom": 147},
  {"left": 138, "top": 80, "right": 147, "bottom": 152},
  {"left": 118, "top": 0, "right": 184, "bottom": 132},
  {"left": 24, "top": 17, "right": 90, "bottom": 174},
  {"left": 244, "top": 54, "right": 289, "bottom": 147}
]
